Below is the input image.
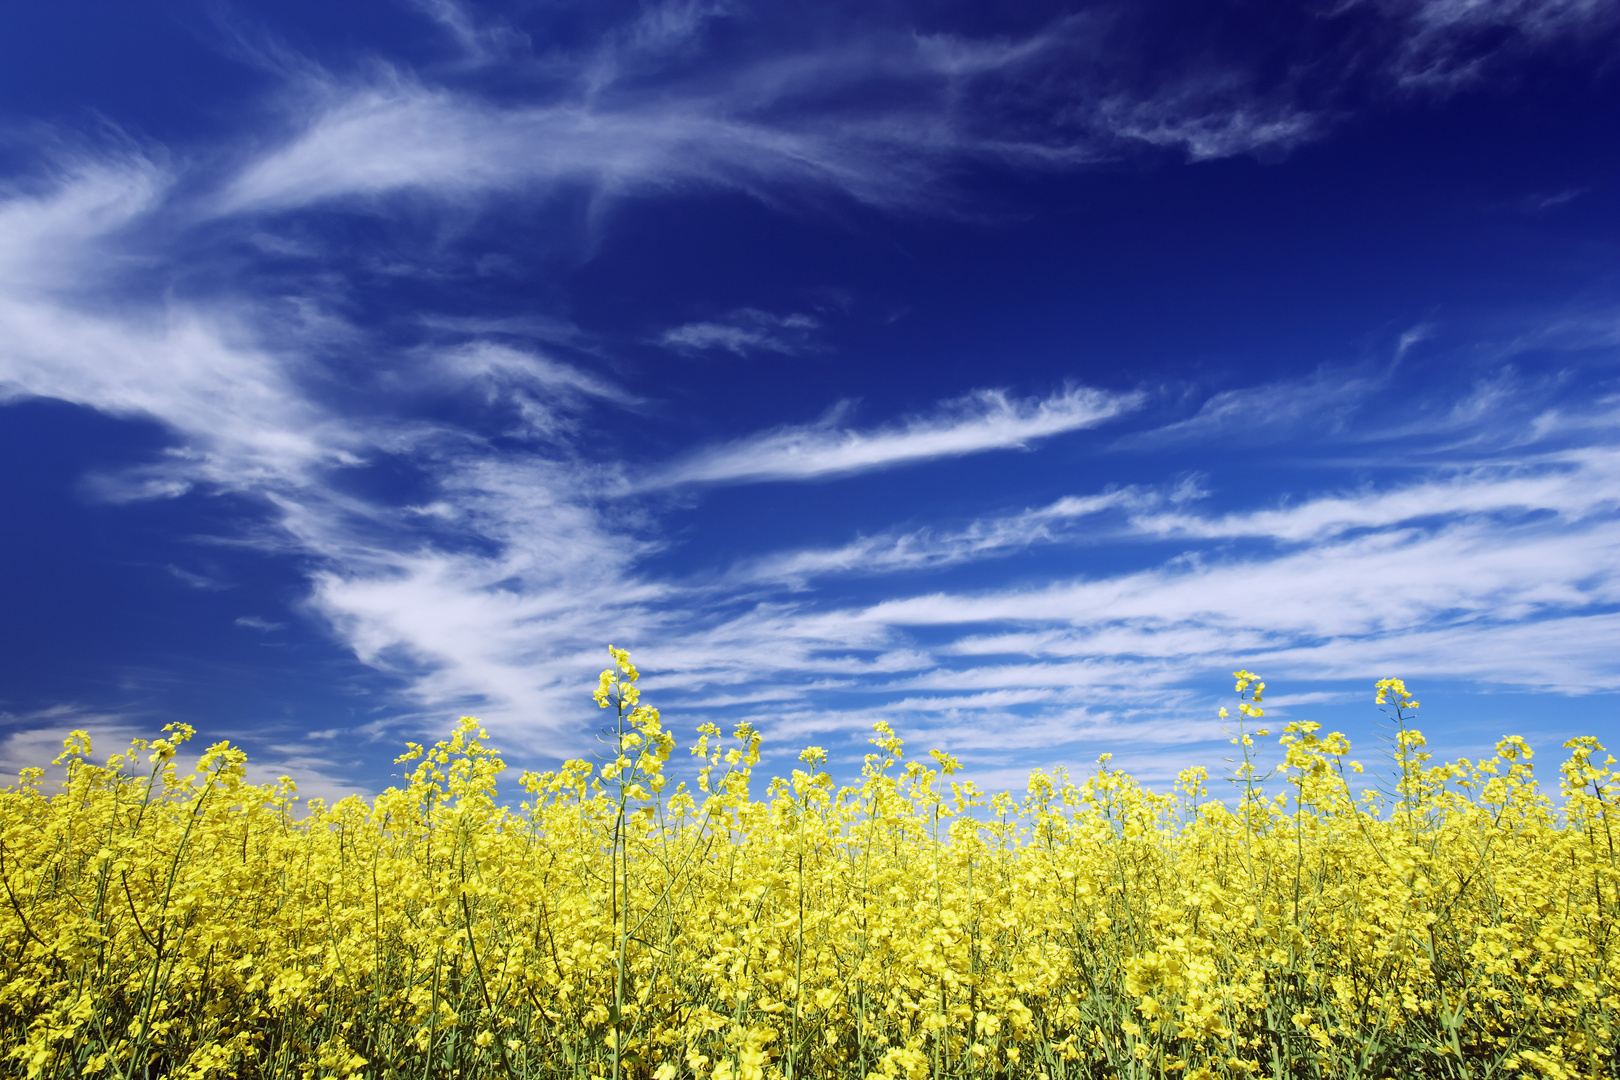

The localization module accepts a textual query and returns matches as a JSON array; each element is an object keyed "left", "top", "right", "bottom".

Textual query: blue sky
[{"left": 1, "top": 0, "right": 1617, "bottom": 799}]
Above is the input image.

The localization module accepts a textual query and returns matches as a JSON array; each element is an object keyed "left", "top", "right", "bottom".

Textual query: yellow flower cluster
[{"left": 2, "top": 656, "right": 1617, "bottom": 1079}]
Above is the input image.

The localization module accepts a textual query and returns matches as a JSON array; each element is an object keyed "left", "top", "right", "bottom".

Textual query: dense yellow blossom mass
[{"left": 2, "top": 655, "right": 1617, "bottom": 1079}]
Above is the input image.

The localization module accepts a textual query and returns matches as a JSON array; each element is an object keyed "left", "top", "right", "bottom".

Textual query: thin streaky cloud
[
  {"left": 6, "top": 145, "right": 1613, "bottom": 752},
  {"left": 648, "top": 386, "right": 1142, "bottom": 488},
  {"left": 657, "top": 309, "right": 820, "bottom": 357},
  {"left": 1095, "top": 90, "right": 1321, "bottom": 162},
  {"left": 213, "top": 79, "right": 950, "bottom": 216},
  {"left": 861, "top": 516, "right": 1619, "bottom": 635},
  {"left": 168, "top": 566, "right": 232, "bottom": 591},
  {"left": 0, "top": 706, "right": 369, "bottom": 806},
  {"left": 1375, "top": 0, "right": 1620, "bottom": 87},
  {"left": 1129, "top": 449, "right": 1620, "bottom": 543},
  {"left": 0, "top": 161, "right": 363, "bottom": 496},
  {"left": 200, "top": 0, "right": 1620, "bottom": 236},
  {"left": 1118, "top": 368, "right": 1385, "bottom": 448},
  {"left": 410, "top": 381, "right": 1615, "bottom": 746},
  {"left": 732, "top": 489, "right": 1150, "bottom": 585},
  {"left": 408, "top": 0, "right": 530, "bottom": 65},
  {"left": 1, "top": 2, "right": 1617, "bottom": 782},
  {"left": 0, "top": 157, "right": 167, "bottom": 291},
  {"left": 634, "top": 416, "right": 1620, "bottom": 731},
  {"left": 438, "top": 342, "right": 639, "bottom": 406},
  {"left": 1250, "top": 610, "right": 1620, "bottom": 691},
  {"left": 235, "top": 616, "right": 286, "bottom": 631}
]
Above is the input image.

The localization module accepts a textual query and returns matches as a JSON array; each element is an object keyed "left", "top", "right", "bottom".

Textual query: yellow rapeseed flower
[{"left": 0, "top": 658, "right": 1611, "bottom": 1080}]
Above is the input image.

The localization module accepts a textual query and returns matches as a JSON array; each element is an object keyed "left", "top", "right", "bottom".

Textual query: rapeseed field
[{"left": 2, "top": 652, "right": 1616, "bottom": 1079}]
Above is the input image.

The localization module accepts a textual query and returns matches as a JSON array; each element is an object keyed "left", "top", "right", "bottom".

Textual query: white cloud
[
  {"left": 440, "top": 341, "right": 634, "bottom": 404},
  {"left": 270, "top": 368, "right": 1620, "bottom": 761},
  {"left": 1130, "top": 451, "right": 1620, "bottom": 543},
  {"left": 205, "top": 18, "right": 1341, "bottom": 226},
  {"left": 595, "top": 385, "right": 1620, "bottom": 763},
  {"left": 732, "top": 489, "right": 1149, "bottom": 585},
  {"left": 0, "top": 156, "right": 656, "bottom": 756},
  {"left": 235, "top": 615, "right": 286, "bottom": 631},
  {"left": 1251, "top": 611, "right": 1620, "bottom": 690},
  {"left": 0, "top": 710, "right": 144, "bottom": 784},
  {"left": 1119, "top": 368, "right": 1385, "bottom": 448},
  {"left": 187, "top": 0, "right": 1620, "bottom": 236},
  {"left": 1399, "top": 0, "right": 1612, "bottom": 34},
  {"left": 658, "top": 309, "right": 820, "bottom": 356},
  {"left": 170, "top": 566, "right": 233, "bottom": 591},
  {"left": 2, "top": 140, "right": 1614, "bottom": 781},
  {"left": 286, "top": 451, "right": 671, "bottom": 756},
  {"left": 0, "top": 160, "right": 358, "bottom": 498},
  {"left": 0, "top": 156, "right": 164, "bottom": 290},
  {"left": 1375, "top": 0, "right": 1620, "bottom": 86},
  {"left": 0, "top": 712, "right": 366, "bottom": 806},
  {"left": 434, "top": 340, "right": 640, "bottom": 440},
  {"left": 2, "top": 6, "right": 1618, "bottom": 785},
  {"left": 215, "top": 76, "right": 949, "bottom": 216},
  {"left": 1095, "top": 87, "right": 1320, "bottom": 162},
  {"left": 649, "top": 386, "right": 1141, "bottom": 487},
  {"left": 408, "top": 0, "right": 530, "bottom": 66},
  {"left": 864, "top": 515, "right": 1618, "bottom": 636}
]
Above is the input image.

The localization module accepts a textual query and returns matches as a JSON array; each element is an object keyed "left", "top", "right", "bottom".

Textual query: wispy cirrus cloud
[
  {"left": 0, "top": 158, "right": 353, "bottom": 497},
  {"left": 1129, "top": 452, "right": 1620, "bottom": 543},
  {"left": 1371, "top": 0, "right": 1620, "bottom": 87},
  {"left": 407, "top": 0, "right": 530, "bottom": 66},
  {"left": 1117, "top": 367, "right": 1387, "bottom": 449},
  {"left": 657, "top": 309, "right": 820, "bottom": 357},
  {"left": 8, "top": 145, "right": 1612, "bottom": 760},
  {"left": 208, "top": 0, "right": 1561, "bottom": 226},
  {"left": 873, "top": 510, "right": 1618, "bottom": 647},
  {"left": 730, "top": 488, "right": 1161, "bottom": 586},
  {"left": 235, "top": 615, "right": 286, "bottom": 631},
  {"left": 439, "top": 342, "right": 636, "bottom": 405},
  {"left": 3, "top": 0, "right": 1618, "bottom": 786},
  {"left": 214, "top": 76, "right": 951, "bottom": 217},
  {"left": 0, "top": 153, "right": 658, "bottom": 757},
  {"left": 0, "top": 708, "right": 368, "bottom": 805},
  {"left": 214, "top": 0, "right": 1620, "bottom": 229},
  {"left": 648, "top": 386, "right": 1142, "bottom": 488},
  {"left": 610, "top": 376, "right": 1620, "bottom": 765},
  {"left": 294, "top": 454, "right": 667, "bottom": 751},
  {"left": 655, "top": 517, "right": 1619, "bottom": 768}
]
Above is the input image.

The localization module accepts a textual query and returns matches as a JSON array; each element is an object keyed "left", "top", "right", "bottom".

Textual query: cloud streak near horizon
[{"left": 0, "top": 0, "right": 1617, "bottom": 791}]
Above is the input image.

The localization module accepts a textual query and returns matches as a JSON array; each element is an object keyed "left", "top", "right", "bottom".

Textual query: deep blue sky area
[{"left": 0, "top": 0, "right": 1617, "bottom": 801}]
